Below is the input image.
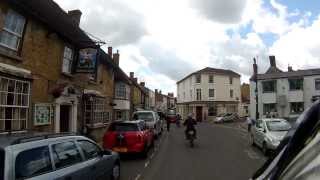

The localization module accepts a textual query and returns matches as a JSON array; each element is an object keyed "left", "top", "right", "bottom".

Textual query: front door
[
  {"left": 60, "top": 105, "right": 71, "bottom": 132},
  {"left": 196, "top": 106, "right": 203, "bottom": 122}
]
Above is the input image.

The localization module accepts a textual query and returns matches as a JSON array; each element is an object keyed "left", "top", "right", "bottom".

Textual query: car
[
  {"left": 252, "top": 100, "right": 320, "bottom": 180},
  {"left": 214, "top": 113, "right": 239, "bottom": 123},
  {"left": 132, "top": 110, "right": 162, "bottom": 137},
  {"left": 0, "top": 133, "right": 120, "bottom": 180},
  {"left": 250, "top": 118, "right": 291, "bottom": 155},
  {"left": 103, "top": 120, "right": 154, "bottom": 157},
  {"left": 167, "top": 109, "right": 177, "bottom": 123}
]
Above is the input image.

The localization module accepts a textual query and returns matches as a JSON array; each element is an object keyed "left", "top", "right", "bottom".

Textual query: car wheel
[
  {"left": 111, "top": 163, "right": 120, "bottom": 180},
  {"left": 262, "top": 142, "right": 268, "bottom": 155}
]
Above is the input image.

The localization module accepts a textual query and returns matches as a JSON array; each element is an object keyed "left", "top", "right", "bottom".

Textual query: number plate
[{"left": 113, "top": 147, "right": 128, "bottom": 153}]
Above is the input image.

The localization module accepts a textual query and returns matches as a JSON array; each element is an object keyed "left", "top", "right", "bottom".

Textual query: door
[
  {"left": 196, "top": 106, "right": 203, "bottom": 122},
  {"left": 60, "top": 105, "right": 71, "bottom": 132}
]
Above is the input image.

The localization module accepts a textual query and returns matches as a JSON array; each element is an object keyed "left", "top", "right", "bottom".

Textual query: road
[{"left": 121, "top": 122, "right": 266, "bottom": 180}]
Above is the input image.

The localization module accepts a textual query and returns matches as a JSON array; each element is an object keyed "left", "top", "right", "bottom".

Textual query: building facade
[
  {"left": 250, "top": 56, "right": 320, "bottom": 121},
  {"left": 239, "top": 83, "right": 250, "bottom": 117},
  {"left": 177, "top": 67, "right": 241, "bottom": 121}
]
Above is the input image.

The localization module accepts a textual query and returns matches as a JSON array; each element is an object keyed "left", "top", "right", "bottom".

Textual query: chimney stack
[
  {"left": 133, "top": 78, "right": 138, "bottom": 83},
  {"left": 107, "top": 47, "right": 112, "bottom": 57},
  {"left": 288, "top": 66, "right": 293, "bottom": 72},
  {"left": 155, "top": 89, "right": 158, "bottom": 94},
  {"left": 269, "top": 56, "right": 276, "bottom": 67},
  {"left": 68, "top": 10, "right": 82, "bottom": 26},
  {"left": 253, "top": 57, "right": 258, "bottom": 75},
  {"left": 159, "top": 90, "right": 162, "bottom": 95},
  {"left": 130, "top": 72, "right": 134, "bottom": 78},
  {"left": 113, "top": 50, "right": 120, "bottom": 66},
  {"left": 140, "top": 82, "right": 145, "bottom": 87}
]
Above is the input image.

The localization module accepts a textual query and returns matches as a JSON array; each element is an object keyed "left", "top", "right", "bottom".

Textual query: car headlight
[{"left": 268, "top": 136, "right": 280, "bottom": 145}]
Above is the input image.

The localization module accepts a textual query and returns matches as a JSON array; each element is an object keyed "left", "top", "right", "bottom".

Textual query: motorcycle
[{"left": 187, "top": 130, "right": 196, "bottom": 147}]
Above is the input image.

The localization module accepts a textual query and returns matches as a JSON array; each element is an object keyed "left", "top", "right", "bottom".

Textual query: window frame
[
  {"left": 263, "top": 103, "right": 277, "bottom": 115},
  {"left": 209, "top": 89, "right": 214, "bottom": 98},
  {"left": 230, "top": 89, "right": 234, "bottom": 98},
  {"left": 115, "top": 82, "right": 128, "bottom": 99},
  {"left": 288, "top": 78, "right": 303, "bottom": 91},
  {"left": 262, "top": 80, "right": 277, "bottom": 93},
  {"left": 0, "top": 9, "right": 26, "bottom": 51},
  {"left": 61, "top": 46, "right": 74, "bottom": 74},
  {"left": 196, "top": 89, "right": 201, "bottom": 101},
  {"left": 208, "top": 105, "right": 217, "bottom": 116},
  {"left": 209, "top": 75, "right": 214, "bottom": 83},
  {"left": 229, "top": 77, "right": 233, "bottom": 84},
  {"left": 84, "top": 96, "right": 110, "bottom": 125},
  {"left": 315, "top": 78, "right": 320, "bottom": 90},
  {"left": 290, "top": 102, "right": 304, "bottom": 114},
  {"left": 196, "top": 74, "right": 201, "bottom": 84}
]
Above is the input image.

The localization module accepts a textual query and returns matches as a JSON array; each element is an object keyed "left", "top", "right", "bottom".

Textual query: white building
[
  {"left": 250, "top": 56, "right": 320, "bottom": 121},
  {"left": 148, "top": 89, "right": 156, "bottom": 110},
  {"left": 177, "top": 67, "right": 241, "bottom": 121}
]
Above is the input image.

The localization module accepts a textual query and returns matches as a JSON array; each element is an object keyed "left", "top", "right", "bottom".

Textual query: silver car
[
  {"left": 250, "top": 118, "right": 291, "bottom": 155},
  {"left": 132, "top": 110, "right": 162, "bottom": 137}
]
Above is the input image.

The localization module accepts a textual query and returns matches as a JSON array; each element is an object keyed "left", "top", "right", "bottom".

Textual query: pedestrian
[
  {"left": 176, "top": 113, "right": 181, "bottom": 127},
  {"left": 166, "top": 114, "right": 171, "bottom": 132},
  {"left": 246, "top": 116, "right": 252, "bottom": 133}
]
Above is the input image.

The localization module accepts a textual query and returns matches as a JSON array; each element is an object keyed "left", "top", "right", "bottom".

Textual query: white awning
[{"left": 0, "top": 62, "right": 32, "bottom": 79}]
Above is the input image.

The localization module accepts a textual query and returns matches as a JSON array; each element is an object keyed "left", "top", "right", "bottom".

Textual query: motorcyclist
[{"left": 183, "top": 113, "right": 197, "bottom": 139}]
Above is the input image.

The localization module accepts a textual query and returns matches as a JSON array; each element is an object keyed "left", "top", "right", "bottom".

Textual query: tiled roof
[
  {"left": 251, "top": 68, "right": 320, "bottom": 81},
  {"left": 177, "top": 67, "right": 241, "bottom": 84},
  {"left": 9, "top": 0, "right": 96, "bottom": 48}
]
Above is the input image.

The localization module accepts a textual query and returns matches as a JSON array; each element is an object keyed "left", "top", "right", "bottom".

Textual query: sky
[{"left": 55, "top": 0, "right": 320, "bottom": 95}]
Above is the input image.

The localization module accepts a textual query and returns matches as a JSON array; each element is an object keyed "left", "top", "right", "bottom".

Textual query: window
[
  {"left": 196, "top": 74, "right": 201, "bottom": 83},
  {"left": 0, "top": 76, "right": 30, "bottom": 132},
  {"left": 15, "top": 146, "right": 52, "bottom": 179},
  {"left": 315, "top": 79, "right": 320, "bottom": 90},
  {"left": 230, "top": 89, "right": 234, "bottom": 98},
  {"left": 84, "top": 96, "right": 110, "bottom": 125},
  {"left": 209, "top": 75, "right": 214, "bottom": 83},
  {"left": 263, "top": 103, "right": 277, "bottom": 115},
  {"left": 115, "top": 83, "right": 128, "bottom": 99},
  {"left": 290, "top": 102, "right": 304, "bottom": 114},
  {"left": 190, "top": 90, "right": 192, "bottom": 99},
  {"left": 229, "top": 77, "right": 233, "bottom": 84},
  {"left": 52, "top": 141, "right": 82, "bottom": 169},
  {"left": 289, "top": 78, "right": 303, "bottom": 90},
  {"left": 77, "top": 140, "right": 100, "bottom": 160},
  {"left": 208, "top": 105, "right": 217, "bottom": 116},
  {"left": 62, "top": 46, "right": 74, "bottom": 74},
  {"left": 196, "top": 89, "right": 201, "bottom": 101},
  {"left": 209, "top": 89, "right": 214, "bottom": 98},
  {"left": 262, "top": 80, "right": 277, "bottom": 93},
  {"left": 0, "top": 10, "right": 26, "bottom": 51},
  {"left": 109, "top": 123, "right": 139, "bottom": 132}
]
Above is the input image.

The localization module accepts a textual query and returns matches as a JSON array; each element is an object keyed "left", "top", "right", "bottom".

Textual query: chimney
[
  {"left": 155, "top": 89, "right": 158, "bottom": 94},
  {"left": 288, "top": 66, "right": 293, "bottom": 72},
  {"left": 107, "top": 47, "right": 113, "bottom": 57},
  {"left": 269, "top": 56, "right": 276, "bottom": 67},
  {"left": 159, "top": 90, "right": 162, "bottom": 95},
  {"left": 113, "top": 50, "right": 120, "bottom": 66},
  {"left": 253, "top": 57, "right": 258, "bottom": 74},
  {"left": 140, "top": 82, "right": 145, "bottom": 87},
  {"left": 68, "top": 10, "right": 82, "bottom": 26},
  {"left": 133, "top": 78, "right": 138, "bottom": 83},
  {"left": 130, "top": 72, "right": 134, "bottom": 78}
]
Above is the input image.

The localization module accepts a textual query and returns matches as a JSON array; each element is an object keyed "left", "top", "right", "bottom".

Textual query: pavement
[{"left": 121, "top": 122, "right": 266, "bottom": 180}]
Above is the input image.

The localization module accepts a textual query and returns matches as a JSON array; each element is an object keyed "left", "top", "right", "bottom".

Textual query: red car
[
  {"left": 167, "top": 109, "right": 177, "bottom": 123},
  {"left": 103, "top": 120, "right": 154, "bottom": 157}
]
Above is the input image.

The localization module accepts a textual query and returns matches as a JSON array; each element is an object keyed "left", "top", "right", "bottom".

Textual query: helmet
[{"left": 188, "top": 113, "right": 193, "bottom": 118}]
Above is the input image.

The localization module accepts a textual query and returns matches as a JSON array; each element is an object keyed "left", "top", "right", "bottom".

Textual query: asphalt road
[{"left": 121, "top": 122, "right": 266, "bottom": 180}]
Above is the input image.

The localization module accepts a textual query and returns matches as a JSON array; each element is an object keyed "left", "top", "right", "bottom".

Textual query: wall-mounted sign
[
  {"left": 76, "top": 48, "right": 98, "bottom": 73},
  {"left": 34, "top": 104, "right": 54, "bottom": 126}
]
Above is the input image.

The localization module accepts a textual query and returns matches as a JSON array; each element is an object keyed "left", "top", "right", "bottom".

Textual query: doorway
[
  {"left": 60, "top": 105, "right": 71, "bottom": 132},
  {"left": 196, "top": 106, "right": 203, "bottom": 122}
]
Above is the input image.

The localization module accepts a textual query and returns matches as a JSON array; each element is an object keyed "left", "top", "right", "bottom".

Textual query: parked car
[
  {"left": 252, "top": 100, "right": 320, "bottom": 180},
  {"left": 214, "top": 113, "right": 239, "bottom": 123},
  {"left": 250, "top": 118, "right": 291, "bottom": 155},
  {"left": 0, "top": 133, "right": 120, "bottom": 180},
  {"left": 132, "top": 110, "right": 162, "bottom": 137},
  {"left": 167, "top": 109, "right": 177, "bottom": 123},
  {"left": 103, "top": 120, "right": 154, "bottom": 157}
]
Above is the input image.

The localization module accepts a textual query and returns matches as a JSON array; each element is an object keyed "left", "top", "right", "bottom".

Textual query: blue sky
[{"left": 56, "top": 0, "right": 320, "bottom": 95}]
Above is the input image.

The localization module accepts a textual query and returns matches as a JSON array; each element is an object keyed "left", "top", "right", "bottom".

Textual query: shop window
[
  {"left": 0, "top": 76, "right": 30, "bottom": 132},
  {"left": 290, "top": 102, "right": 304, "bottom": 114},
  {"left": 84, "top": 96, "right": 110, "bottom": 125},
  {"left": 263, "top": 103, "right": 277, "bottom": 115}
]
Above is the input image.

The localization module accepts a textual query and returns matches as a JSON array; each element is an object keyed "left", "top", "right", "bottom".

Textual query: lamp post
[{"left": 253, "top": 58, "right": 259, "bottom": 120}]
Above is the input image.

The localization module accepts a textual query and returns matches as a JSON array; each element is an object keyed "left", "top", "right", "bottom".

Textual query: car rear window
[
  {"left": 168, "top": 110, "right": 176, "bottom": 115},
  {"left": 15, "top": 146, "right": 53, "bottom": 179},
  {"left": 109, "top": 123, "right": 139, "bottom": 132},
  {"left": 134, "top": 112, "right": 154, "bottom": 121},
  {"left": 0, "top": 150, "right": 4, "bottom": 180}
]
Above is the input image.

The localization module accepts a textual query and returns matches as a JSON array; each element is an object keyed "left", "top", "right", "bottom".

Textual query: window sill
[
  {"left": 61, "top": 72, "right": 74, "bottom": 78},
  {"left": 0, "top": 48, "right": 23, "bottom": 61}
]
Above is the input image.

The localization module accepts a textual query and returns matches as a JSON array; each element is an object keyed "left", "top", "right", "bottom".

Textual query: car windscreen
[
  {"left": 168, "top": 110, "right": 176, "bottom": 115},
  {"left": 135, "top": 113, "right": 154, "bottom": 122},
  {"left": 109, "top": 123, "right": 139, "bottom": 131},
  {"left": 0, "top": 149, "right": 4, "bottom": 180},
  {"left": 266, "top": 120, "right": 291, "bottom": 131}
]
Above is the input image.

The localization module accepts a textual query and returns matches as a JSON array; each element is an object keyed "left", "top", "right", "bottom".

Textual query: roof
[
  {"left": 251, "top": 68, "right": 320, "bottom": 81},
  {"left": 115, "top": 67, "right": 132, "bottom": 84},
  {"left": 177, "top": 67, "right": 241, "bottom": 84},
  {"left": 9, "top": 0, "right": 96, "bottom": 48}
]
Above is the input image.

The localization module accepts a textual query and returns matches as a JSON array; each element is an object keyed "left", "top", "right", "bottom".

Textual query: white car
[
  {"left": 132, "top": 111, "right": 162, "bottom": 137},
  {"left": 250, "top": 118, "right": 291, "bottom": 155}
]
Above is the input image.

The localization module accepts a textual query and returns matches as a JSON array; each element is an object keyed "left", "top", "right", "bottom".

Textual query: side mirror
[{"left": 99, "top": 149, "right": 112, "bottom": 156}]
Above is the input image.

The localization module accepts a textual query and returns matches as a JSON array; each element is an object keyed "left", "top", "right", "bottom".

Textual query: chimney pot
[
  {"left": 130, "top": 72, "right": 134, "bottom": 78},
  {"left": 68, "top": 10, "right": 82, "bottom": 26},
  {"left": 134, "top": 78, "right": 137, "bottom": 83},
  {"left": 107, "top": 47, "right": 112, "bottom": 57},
  {"left": 140, "top": 82, "right": 145, "bottom": 87},
  {"left": 269, "top": 56, "right": 276, "bottom": 67},
  {"left": 113, "top": 51, "right": 120, "bottom": 66}
]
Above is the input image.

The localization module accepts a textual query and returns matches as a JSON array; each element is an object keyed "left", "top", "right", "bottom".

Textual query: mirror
[{"left": 99, "top": 149, "right": 112, "bottom": 156}]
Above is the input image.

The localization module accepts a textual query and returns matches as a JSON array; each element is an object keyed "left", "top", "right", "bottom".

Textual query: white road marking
[
  {"left": 144, "top": 161, "right": 150, "bottom": 168},
  {"left": 150, "top": 152, "right": 155, "bottom": 159},
  {"left": 134, "top": 174, "right": 141, "bottom": 180}
]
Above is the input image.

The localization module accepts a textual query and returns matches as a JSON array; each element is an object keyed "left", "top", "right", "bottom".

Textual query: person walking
[{"left": 246, "top": 116, "right": 252, "bottom": 133}]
